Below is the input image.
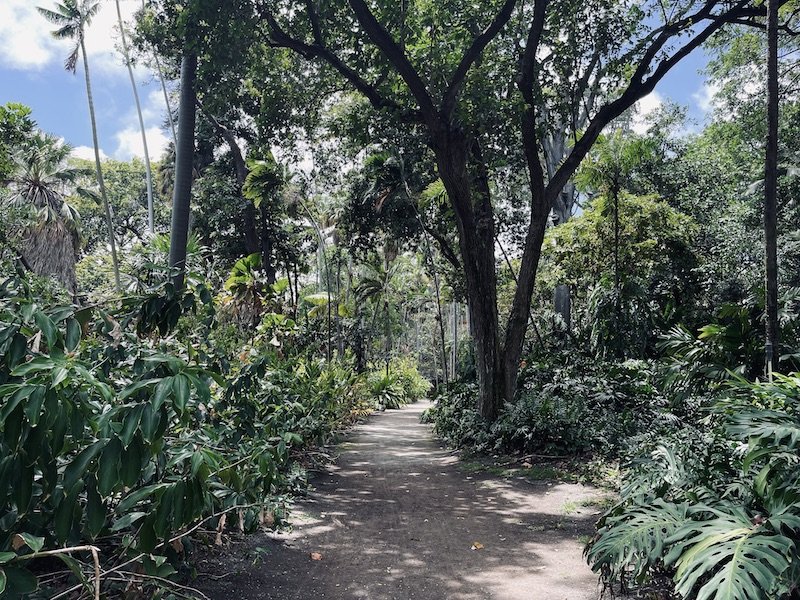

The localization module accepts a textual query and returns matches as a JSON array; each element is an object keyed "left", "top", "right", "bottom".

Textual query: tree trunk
[
  {"left": 117, "top": 0, "right": 155, "bottom": 234},
  {"left": 168, "top": 52, "right": 197, "bottom": 289},
  {"left": 765, "top": 0, "right": 780, "bottom": 377},
  {"left": 80, "top": 36, "right": 120, "bottom": 291},
  {"left": 501, "top": 108, "right": 552, "bottom": 405},
  {"left": 433, "top": 128, "right": 504, "bottom": 420}
]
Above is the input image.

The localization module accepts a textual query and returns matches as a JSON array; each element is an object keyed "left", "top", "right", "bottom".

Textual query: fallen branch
[{"left": 14, "top": 545, "right": 101, "bottom": 600}]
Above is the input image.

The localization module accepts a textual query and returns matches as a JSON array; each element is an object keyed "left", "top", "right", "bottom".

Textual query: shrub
[
  {"left": 0, "top": 271, "right": 378, "bottom": 598},
  {"left": 425, "top": 356, "right": 667, "bottom": 457},
  {"left": 586, "top": 373, "right": 800, "bottom": 599}
]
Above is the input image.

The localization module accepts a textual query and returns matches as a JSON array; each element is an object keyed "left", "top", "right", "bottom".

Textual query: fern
[
  {"left": 587, "top": 499, "right": 689, "bottom": 584},
  {"left": 666, "top": 504, "right": 794, "bottom": 600}
]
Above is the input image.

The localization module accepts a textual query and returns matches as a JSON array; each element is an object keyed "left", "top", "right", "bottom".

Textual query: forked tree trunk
[
  {"left": 168, "top": 52, "right": 198, "bottom": 289},
  {"left": 80, "top": 35, "right": 120, "bottom": 291}
]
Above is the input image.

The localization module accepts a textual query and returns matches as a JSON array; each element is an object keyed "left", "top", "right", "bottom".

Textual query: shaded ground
[{"left": 195, "top": 401, "right": 606, "bottom": 599}]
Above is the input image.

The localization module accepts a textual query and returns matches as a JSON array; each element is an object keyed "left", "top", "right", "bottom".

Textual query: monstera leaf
[
  {"left": 666, "top": 504, "right": 793, "bottom": 600},
  {"left": 587, "top": 499, "right": 689, "bottom": 583}
]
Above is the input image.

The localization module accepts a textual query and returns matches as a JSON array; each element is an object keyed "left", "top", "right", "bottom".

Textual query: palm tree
[
  {"left": 168, "top": 52, "right": 198, "bottom": 289},
  {"left": 38, "top": 0, "right": 121, "bottom": 291},
  {"left": 6, "top": 133, "right": 84, "bottom": 292},
  {"left": 115, "top": 0, "right": 155, "bottom": 234}
]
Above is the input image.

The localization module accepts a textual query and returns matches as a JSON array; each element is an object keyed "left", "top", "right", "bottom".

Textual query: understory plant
[
  {"left": 424, "top": 354, "right": 667, "bottom": 457},
  {"left": 0, "top": 265, "right": 393, "bottom": 598},
  {"left": 586, "top": 373, "right": 800, "bottom": 599}
]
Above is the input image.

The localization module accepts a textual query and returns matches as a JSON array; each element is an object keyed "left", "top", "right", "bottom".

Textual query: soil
[{"left": 194, "top": 400, "right": 607, "bottom": 600}]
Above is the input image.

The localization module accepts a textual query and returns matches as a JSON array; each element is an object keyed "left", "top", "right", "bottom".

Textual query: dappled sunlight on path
[{"left": 196, "top": 402, "right": 603, "bottom": 599}]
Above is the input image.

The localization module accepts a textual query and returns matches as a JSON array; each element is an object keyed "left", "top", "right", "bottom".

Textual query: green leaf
[
  {"left": 172, "top": 374, "right": 189, "bottom": 413},
  {"left": 97, "top": 438, "right": 121, "bottom": 497},
  {"left": 64, "top": 318, "right": 81, "bottom": 351},
  {"left": 23, "top": 386, "right": 45, "bottom": 426},
  {"left": 4, "top": 566, "right": 36, "bottom": 595},
  {"left": 119, "top": 379, "right": 161, "bottom": 401},
  {"left": 16, "top": 533, "right": 44, "bottom": 552},
  {"left": 55, "top": 554, "right": 88, "bottom": 591},
  {"left": 6, "top": 334, "right": 26, "bottom": 369},
  {"left": 51, "top": 366, "right": 69, "bottom": 388},
  {"left": 152, "top": 377, "right": 173, "bottom": 411},
  {"left": 33, "top": 311, "right": 57, "bottom": 347},
  {"left": 120, "top": 405, "right": 144, "bottom": 447},
  {"left": 14, "top": 463, "right": 33, "bottom": 515},
  {"left": 666, "top": 504, "right": 793, "bottom": 600},
  {"left": 110, "top": 511, "right": 147, "bottom": 532},
  {"left": 63, "top": 439, "right": 108, "bottom": 492},
  {"left": 85, "top": 477, "right": 105, "bottom": 538},
  {"left": 0, "top": 553, "right": 17, "bottom": 564},
  {"left": 116, "top": 483, "right": 169, "bottom": 514},
  {"left": 0, "top": 568, "right": 5, "bottom": 595},
  {"left": 587, "top": 500, "right": 689, "bottom": 583},
  {"left": 120, "top": 437, "right": 144, "bottom": 488},
  {"left": 0, "top": 386, "right": 33, "bottom": 423},
  {"left": 11, "top": 357, "right": 55, "bottom": 377}
]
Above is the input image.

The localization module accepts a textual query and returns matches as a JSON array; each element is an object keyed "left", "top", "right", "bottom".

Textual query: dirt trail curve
[{"left": 196, "top": 401, "right": 604, "bottom": 600}]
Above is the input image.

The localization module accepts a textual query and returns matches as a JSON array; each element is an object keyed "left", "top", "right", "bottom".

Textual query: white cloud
[
  {"left": 0, "top": 0, "right": 141, "bottom": 74},
  {"left": 631, "top": 92, "right": 664, "bottom": 135},
  {"left": 692, "top": 82, "right": 722, "bottom": 113},
  {"left": 114, "top": 125, "right": 169, "bottom": 161},
  {"left": 71, "top": 145, "right": 108, "bottom": 161}
]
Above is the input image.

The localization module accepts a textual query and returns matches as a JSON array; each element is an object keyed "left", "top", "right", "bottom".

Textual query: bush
[
  {"left": 366, "top": 359, "right": 431, "bottom": 410},
  {"left": 586, "top": 374, "right": 800, "bottom": 599},
  {"left": 0, "top": 271, "right": 379, "bottom": 598},
  {"left": 424, "top": 356, "right": 667, "bottom": 457}
]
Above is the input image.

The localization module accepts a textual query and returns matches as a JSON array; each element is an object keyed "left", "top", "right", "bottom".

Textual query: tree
[
  {"left": 115, "top": 0, "right": 155, "bottom": 235},
  {"left": 765, "top": 0, "right": 780, "bottom": 376},
  {"left": 38, "top": 0, "right": 121, "bottom": 291},
  {"left": 5, "top": 133, "right": 84, "bottom": 292},
  {"left": 0, "top": 103, "right": 35, "bottom": 182},
  {"left": 168, "top": 52, "right": 198, "bottom": 289},
  {"left": 264, "top": 0, "right": 780, "bottom": 420}
]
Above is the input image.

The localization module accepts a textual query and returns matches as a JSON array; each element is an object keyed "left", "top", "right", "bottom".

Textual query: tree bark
[
  {"left": 432, "top": 127, "right": 504, "bottom": 420},
  {"left": 168, "top": 52, "right": 198, "bottom": 289},
  {"left": 81, "top": 35, "right": 120, "bottom": 291},
  {"left": 765, "top": 0, "right": 780, "bottom": 376}
]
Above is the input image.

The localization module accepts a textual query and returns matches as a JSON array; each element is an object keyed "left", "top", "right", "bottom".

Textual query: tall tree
[
  {"left": 115, "top": 0, "right": 155, "bottom": 234},
  {"left": 765, "top": 0, "right": 780, "bottom": 376},
  {"left": 38, "top": 0, "right": 121, "bottom": 291},
  {"left": 168, "top": 52, "right": 198, "bottom": 289},
  {"left": 265, "top": 0, "right": 780, "bottom": 420}
]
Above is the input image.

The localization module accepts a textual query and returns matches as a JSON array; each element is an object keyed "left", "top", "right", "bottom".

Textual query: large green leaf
[
  {"left": 587, "top": 499, "right": 689, "bottom": 583},
  {"left": 666, "top": 505, "right": 793, "bottom": 600},
  {"left": 728, "top": 409, "right": 800, "bottom": 449}
]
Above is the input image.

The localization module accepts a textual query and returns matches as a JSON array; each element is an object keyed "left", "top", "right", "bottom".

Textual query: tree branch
[
  {"left": 196, "top": 99, "right": 247, "bottom": 186},
  {"left": 262, "top": 9, "right": 401, "bottom": 114},
  {"left": 441, "top": 0, "right": 519, "bottom": 118},
  {"left": 347, "top": 0, "right": 437, "bottom": 121},
  {"left": 545, "top": 0, "right": 756, "bottom": 204}
]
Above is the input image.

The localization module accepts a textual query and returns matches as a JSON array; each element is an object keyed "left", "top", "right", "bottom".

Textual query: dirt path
[{"left": 196, "top": 401, "right": 604, "bottom": 599}]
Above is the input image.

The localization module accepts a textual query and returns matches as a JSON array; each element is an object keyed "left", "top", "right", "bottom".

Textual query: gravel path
[{"left": 195, "top": 401, "right": 604, "bottom": 599}]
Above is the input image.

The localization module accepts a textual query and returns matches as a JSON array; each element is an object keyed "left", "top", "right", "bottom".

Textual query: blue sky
[
  {"left": 0, "top": 0, "right": 717, "bottom": 162},
  {"left": 0, "top": 0, "right": 171, "bottom": 162}
]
